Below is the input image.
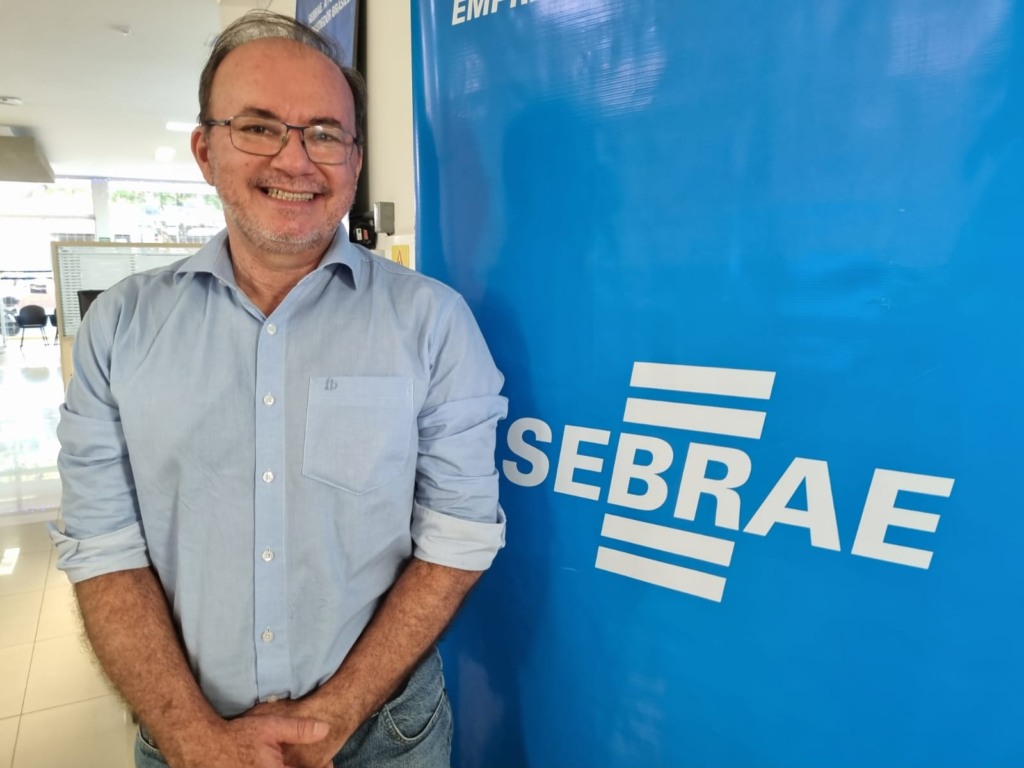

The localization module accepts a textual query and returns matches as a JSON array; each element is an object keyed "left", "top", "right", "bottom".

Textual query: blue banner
[
  {"left": 295, "top": 0, "right": 357, "bottom": 66},
  {"left": 412, "top": 2, "right": 1023, "bottom": 766}
]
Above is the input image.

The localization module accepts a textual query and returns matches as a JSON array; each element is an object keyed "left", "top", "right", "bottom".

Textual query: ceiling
[{"left": 0, "top": 0, "right": 297, "bottom": 184}]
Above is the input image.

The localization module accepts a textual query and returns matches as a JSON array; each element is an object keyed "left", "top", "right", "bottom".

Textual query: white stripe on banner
[
  {"left": 623, "top": 397, "right": 767, "bottom": 439},
  {"left": 600, "top": 514, "right": 734, "bottom": 566},
  {"left": 630, "top": 362, "right": 776, "bottom": 399},
  {"left": 595, "top": 547, "right": 727, "bottom": 602}
]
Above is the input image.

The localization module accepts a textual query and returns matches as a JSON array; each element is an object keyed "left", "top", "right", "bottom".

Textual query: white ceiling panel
[{"left": 0, "top": 0, "right": 297, "bottom": 182}]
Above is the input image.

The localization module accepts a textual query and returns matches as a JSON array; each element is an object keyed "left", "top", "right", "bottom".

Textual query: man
[{"left": 52, "top": 11, "right": 506, "bottom": 768}]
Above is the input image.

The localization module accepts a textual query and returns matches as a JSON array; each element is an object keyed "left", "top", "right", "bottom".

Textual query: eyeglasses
[{"left": 203, "top": 115, "right": 359, "bottom": 165}]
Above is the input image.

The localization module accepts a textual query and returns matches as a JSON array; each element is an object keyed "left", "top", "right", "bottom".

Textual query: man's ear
[{"left": 191, "top": 127, "right": 215, "bottom": 185}]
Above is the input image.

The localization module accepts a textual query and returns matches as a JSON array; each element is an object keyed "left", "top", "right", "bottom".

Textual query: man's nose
[{"left": 272, "top": 127, "right": 315, "bottom": 170}]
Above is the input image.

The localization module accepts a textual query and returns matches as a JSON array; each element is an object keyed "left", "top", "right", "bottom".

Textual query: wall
[{"left": 365, "top": 1, "right": 417, "bottom": 245}]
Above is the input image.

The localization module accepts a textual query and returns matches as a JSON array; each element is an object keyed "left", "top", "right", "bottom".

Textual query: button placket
[{"left": 252, "top": 313, "right": 289, "bottom": 698}]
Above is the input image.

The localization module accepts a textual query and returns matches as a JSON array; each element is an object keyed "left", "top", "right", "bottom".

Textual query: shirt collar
[{"left": 174, "top": 226, "right": 363, "bottom": 289}]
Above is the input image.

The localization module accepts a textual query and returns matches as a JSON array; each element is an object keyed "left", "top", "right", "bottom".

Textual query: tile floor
[
  {"left": 1, "top": 334, "right": 136, "bottom": 765},
  {"left": 0, "top": 521, "right": 137, "bottom": 768}
]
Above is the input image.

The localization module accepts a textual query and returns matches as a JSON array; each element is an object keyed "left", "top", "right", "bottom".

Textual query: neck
[{"left": 228, "top": 241, "right": 326, "bottom": 316}]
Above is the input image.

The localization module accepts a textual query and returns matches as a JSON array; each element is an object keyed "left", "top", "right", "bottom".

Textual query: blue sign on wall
[
  {"left": 295, "top": 0, "right": 357, "bottom": 66},
  {"left": 411, "top": 2, "right": 1023, "bottom": 766}
]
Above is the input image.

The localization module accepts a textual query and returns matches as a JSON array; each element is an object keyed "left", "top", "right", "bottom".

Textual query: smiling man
[{"left": 52, "top": 11, "right": 506, "bottom": 768}]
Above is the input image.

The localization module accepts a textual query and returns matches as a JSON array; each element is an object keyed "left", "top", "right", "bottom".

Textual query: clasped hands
[{"left": 161, "top": 698, "right": 344, "bottom": 768}]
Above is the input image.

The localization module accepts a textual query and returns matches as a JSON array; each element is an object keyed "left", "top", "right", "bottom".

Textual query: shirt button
[
  {"left": 266, "top": 324, "right": 277, "bottom": 335},
  {"left": 262, "top": 471, "right": 274, "bottom": 483},
  {"left": 262, "top": 628, "right": 274, "bottom": 643},
  {"left": 266, "top": 695, "right": 280, "bottom": 703},
  {"left": 261, "top": 547, "right": 274, "bottom": 562},
  {"left": 263, "top": 393, "right": 275, "bottom": 406}
]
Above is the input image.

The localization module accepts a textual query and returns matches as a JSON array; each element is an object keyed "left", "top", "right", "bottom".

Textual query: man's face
[{"left": 191, "top": 38, "right": 362, "bottom": 261}]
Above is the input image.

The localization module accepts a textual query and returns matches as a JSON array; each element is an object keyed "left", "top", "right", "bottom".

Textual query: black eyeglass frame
[{"left": 203, "top": 116, "right": 360, "bottom": 165}]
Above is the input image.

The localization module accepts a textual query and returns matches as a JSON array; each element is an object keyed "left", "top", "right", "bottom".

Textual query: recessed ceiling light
[
  {"left": 166, "top": 121, "right": 196, "bottom": 133},
  {"left": 155, "top": 146, "right": 176, "bottom": 163},
  {"left": 0, "top": 96, "right": 24, "bottom": 106}
]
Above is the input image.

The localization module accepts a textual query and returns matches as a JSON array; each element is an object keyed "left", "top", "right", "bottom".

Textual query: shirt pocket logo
[{"left": 303, "top": 376, "right": 414, "bottom": 495}]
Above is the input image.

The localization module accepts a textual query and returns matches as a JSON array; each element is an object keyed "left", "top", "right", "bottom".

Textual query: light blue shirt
[{"left": 53, "top": 230, "right": 506, "bottom": 717}]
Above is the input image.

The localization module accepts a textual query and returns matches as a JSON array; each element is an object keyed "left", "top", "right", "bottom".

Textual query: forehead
[{"left": 210, "top": 37, "right": 353, "bottom": 120}]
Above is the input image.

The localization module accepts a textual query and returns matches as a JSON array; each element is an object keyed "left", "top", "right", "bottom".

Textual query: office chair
[{"left": 16, "top": 304, "right": 49, "bottom": 349}]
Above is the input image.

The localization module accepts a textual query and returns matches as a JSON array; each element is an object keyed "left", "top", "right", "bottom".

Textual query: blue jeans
[{"left": 135, "top": 648, "right": 452, "bottom": 767}]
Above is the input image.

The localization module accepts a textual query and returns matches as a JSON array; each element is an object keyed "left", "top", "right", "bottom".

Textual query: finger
[{"left": 264, "top": 716, "right": 330, "bottom": 745}]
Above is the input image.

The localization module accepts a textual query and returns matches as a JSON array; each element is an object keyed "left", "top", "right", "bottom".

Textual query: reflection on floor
[
  {"left": 0, "top": 521, "right": 136, "bottom": 768},
  {"left": 0, "top": 337, "right": 63, "bottom": 524}
]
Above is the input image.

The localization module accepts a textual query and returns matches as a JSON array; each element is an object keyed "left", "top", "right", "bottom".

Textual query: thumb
[{"left": 264, "top": 715, "right": 330, "bottom": 745}]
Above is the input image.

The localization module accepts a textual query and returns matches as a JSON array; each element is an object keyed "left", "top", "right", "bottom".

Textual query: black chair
[
  {"left": 49, "top": 311, "right": 58, "bottom": 343},
  {"left": 15, "top": 304, "right": 49, "bottom": 348}
]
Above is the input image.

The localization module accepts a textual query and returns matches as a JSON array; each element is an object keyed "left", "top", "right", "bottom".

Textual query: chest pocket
[{"left": 303, "top": 376, "right": 414, "bottom": 495}]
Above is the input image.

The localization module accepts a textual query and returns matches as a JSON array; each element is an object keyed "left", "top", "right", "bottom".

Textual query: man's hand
[
  {"left": 244, "top": 700, "right": 342, "bottom": 768},
  {"left": 161, "top": 714, "right": 332, "bottom": 768}
]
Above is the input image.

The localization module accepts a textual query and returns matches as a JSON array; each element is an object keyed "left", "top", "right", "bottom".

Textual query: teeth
[{"left": 266, "top": 188, "right": 314, "bottom": 202}]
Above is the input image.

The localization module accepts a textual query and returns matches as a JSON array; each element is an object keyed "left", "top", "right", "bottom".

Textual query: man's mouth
[{"left": 264, "top": 187, "right": 316, "bottom": 202}]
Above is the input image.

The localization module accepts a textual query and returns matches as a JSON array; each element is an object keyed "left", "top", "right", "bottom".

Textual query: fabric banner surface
[
  {"left": 411, "top": 2, "right": 1023, "bottom": 766},
  {"left": 295, "top": 0, "right": 357, "bottom": 66}
]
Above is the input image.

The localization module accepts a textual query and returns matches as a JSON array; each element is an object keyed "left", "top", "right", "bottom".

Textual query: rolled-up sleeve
[
  {"left": 412, "top": 296, "right": 507, "bottom": 570},
  {"left": 411, "top": 502, "right": 506, "bottom": 570},
  {"left": 51, "top": 298, "right": 149, "bottom": 583}
]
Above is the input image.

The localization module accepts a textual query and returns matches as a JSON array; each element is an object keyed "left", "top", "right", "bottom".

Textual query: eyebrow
[{"left": 236, "top": 106, "right": 346, "bottom": 129}]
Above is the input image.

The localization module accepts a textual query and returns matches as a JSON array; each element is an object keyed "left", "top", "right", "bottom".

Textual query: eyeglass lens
[{"left": 228, "top": 116, "right": 355, "bottom": 164}]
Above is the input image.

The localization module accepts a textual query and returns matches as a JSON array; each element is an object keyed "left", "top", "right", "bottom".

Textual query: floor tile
[
  {"left": 0, "top": 522, "right": 53, "bottom": 554},
  {"left": 22, "top": 635, "right": 113, "bottom": 713},
  {"left": 0, "top": 716, "right": 17, "bottom": 768},
  {"left": 0, "top": 592, "right": 42, "bottom": 648},
  {"left": 0, "top": 645, "right": 31, "bottom": 719},
  {"left": 35, "top": 582, "right": 81, "bottom": 641},
  {"left": 13, "top": 695, "right": 134, "bottom": 768},
  {"left": 45, "top": 545, "right": 65, "bottom": 585},
  {"left": 43, "top": 550, "right": 71, "bottom": 591},
  {"left": 0, "top": 552, "right": 49, "bottom": 596}
]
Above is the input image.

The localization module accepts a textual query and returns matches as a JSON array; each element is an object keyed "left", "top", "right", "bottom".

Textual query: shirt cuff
[
  {"left": 411, "top": 502, "right": 506, "bottom": 571},
  {"left": 48, "top": 522, "right": 151, "bottom": 584}
]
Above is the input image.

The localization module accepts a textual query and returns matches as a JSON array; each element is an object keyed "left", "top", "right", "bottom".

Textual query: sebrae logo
[{"left": 501, "top": 362, "right": 955, "bottom": 603}]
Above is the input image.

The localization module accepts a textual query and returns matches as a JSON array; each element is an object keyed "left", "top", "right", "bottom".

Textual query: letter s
[{"left": 503, "top": 418, "right": 552, "bottom": 487}]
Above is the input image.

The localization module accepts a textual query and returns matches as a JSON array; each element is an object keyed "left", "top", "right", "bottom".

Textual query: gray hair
[{"left": 197, "top": 9, "right": 367, "bottom": 146}]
